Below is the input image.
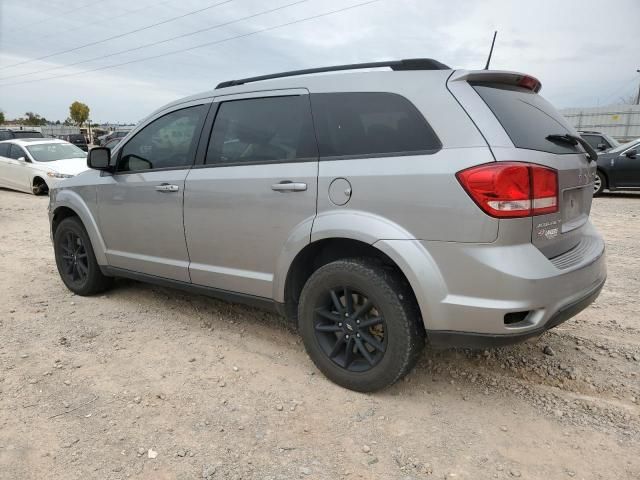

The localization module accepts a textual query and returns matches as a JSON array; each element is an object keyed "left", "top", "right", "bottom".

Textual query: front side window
[
  {"left": 311, "top": 92, "right": 441, "bottom": 158},
  {"left": 118, "top": 105, "right": 207, "bottom": 172},
  {"left": 206, "top": 95, "right": 317, "bottom": 165},
  {"left": 27, "top": 143, "right": 86, "bottom": 162}
]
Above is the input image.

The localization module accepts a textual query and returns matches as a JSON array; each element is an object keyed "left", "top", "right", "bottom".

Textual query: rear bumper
[
  {"left": 427, "top": 276, "right": 605, "bottom": 348},
  {"left": 375, "top": 221, "right": 606, "bottom": 346}
]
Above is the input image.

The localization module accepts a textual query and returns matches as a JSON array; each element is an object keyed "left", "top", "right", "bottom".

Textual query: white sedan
[{"left": 0, "top": 139, "right": 89, "bottom": 195}]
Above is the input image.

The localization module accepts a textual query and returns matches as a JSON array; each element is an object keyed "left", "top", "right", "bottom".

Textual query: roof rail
[{"left": 215, "top": 58, "right": 450, "bottom": 89}]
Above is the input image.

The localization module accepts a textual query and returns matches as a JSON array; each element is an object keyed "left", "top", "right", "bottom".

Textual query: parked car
[
  {"left": 61, "top": 133, "right": 88, "bottom": 151},
  {"left": 578, "top": 130, "right": 619, "bottom": 152},
  {"left": 48, "top": 59, "right": 606, "bottom": 392},
  {"left": 96, "top": 130, "right": 129, "bottom": 146},
  {"left": 101, "top": 137, "right": 123, "bottom": 150},
  {"left": 0, "top": 129, "right": 44, "bottom": 141},
  {"left": 593, "top": 137, "right": 640, "bottom": 195},
  {"left": 0, "top": 139, "right": 88, "bottom": 195}
]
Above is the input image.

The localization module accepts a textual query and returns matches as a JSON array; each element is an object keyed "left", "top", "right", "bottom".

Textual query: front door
[
  {"left": 611, "top": 145, "right": 640, "bottom": 187},
  {"left": 184, "top": 91, "right": 318, "bottom": 298},
  {"left": 4, "top": 144, "right": 31, "bottom": 191},
  {"left": 96, "top": 103, "right": 209, "bottom": 282}
]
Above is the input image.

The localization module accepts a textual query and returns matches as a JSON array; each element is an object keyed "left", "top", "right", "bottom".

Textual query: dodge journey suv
[{"left": 49, "top": 59, "right": 606, "bottom": 392}]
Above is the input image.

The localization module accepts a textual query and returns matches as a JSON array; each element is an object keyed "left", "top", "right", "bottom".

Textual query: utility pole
[{"left": 636, "top": 69, "right": 640, "bottom": 105}]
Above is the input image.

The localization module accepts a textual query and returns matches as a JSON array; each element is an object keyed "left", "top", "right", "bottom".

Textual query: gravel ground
[{"left": 0, "top": 188, "right": 638, "bottom": 480}]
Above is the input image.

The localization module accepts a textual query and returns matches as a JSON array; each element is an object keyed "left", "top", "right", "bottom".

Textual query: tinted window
[
  {"left": 206, "top": 96, "right": 317, "bottom": 165},
  {"left": 473, "top": 83, "right": 579, "bottom": 155},
  {"left": 311, "top": 92, "right": 440, "bottom": 158},
  {"left": 0, "top": 131, "right": 11, "bottom": 141},
  {"left": 8, "top": 144, "right": 26, "bottom": 159},
  {"left": 67, "top": 134, "right": 86, "bottom": 142},
  {"left": 118, "top": 105, "right": 206, "bottom": 172},
  {"left": 581, "top": 134, "right": 610, "bottom": 150},
  {"left": 13, "top": 131, "right": 43, "bottom": 139},
  {"left": 0, "top": 143, "right": 10, "bottom": 156}
]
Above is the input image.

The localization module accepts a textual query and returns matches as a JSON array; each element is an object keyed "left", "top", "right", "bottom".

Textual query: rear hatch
[{"left": 448, "top": 70, "right": 596, "bottom": 258}]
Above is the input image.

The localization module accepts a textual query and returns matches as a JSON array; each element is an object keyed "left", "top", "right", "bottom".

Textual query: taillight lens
[{"left": 456, "top": 162, "right": 558, "bottom": 218}]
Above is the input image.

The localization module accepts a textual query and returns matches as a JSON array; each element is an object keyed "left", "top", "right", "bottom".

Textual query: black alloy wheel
[{"left": 314, "top": 286, "right": 387, "bottom": 372}]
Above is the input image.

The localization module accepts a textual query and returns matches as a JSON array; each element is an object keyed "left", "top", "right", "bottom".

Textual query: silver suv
[{"left": 49, "top": 59, "right": 606, "bottom": 392}]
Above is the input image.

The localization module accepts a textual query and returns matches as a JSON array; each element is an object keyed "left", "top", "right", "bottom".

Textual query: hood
[{"left": 40, "top": 158, "right": 89, "bottom": 176}]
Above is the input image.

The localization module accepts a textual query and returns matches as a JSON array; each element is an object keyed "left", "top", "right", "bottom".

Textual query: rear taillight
[
  {"left": 456, "top": 162, "right": 558, "bottom": 218},
  {"left": 518, "top": 75, "right": 541, "bottom": 92}
]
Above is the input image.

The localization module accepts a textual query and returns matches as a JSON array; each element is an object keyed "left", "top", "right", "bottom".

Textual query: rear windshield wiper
[{"left": 546, "top": 134, "right": 598, "bottom": 161}]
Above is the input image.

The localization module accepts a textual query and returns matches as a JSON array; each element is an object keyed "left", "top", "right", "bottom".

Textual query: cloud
[{"left": 0, "top": 0, "right": 638, "bottom": 121}]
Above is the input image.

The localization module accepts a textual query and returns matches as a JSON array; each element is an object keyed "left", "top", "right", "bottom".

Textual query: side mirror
[
  {"left": 596, "top": 143, "right": 607, "bottom": 151},
  {"left": 17, "top": 156, "right": 29, "bottom": 163},
  {"left": 87, "top": 147, "right": 112, "bottom": 170},
  {"left": 625, "top": 149, "right": 637, "bottom": 159}
]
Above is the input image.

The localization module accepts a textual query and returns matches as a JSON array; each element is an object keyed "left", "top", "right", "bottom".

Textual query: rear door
[
  {"left": 449, "top": 71, "right": 596, "bottom": 258},
  {"left": 183, "top": 90, "right": 318, "bottom": 298}
]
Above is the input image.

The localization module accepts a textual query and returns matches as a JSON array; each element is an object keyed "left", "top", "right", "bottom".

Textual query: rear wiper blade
[{"left": 546, "top": 134, "right": 598, "bottom": 161}]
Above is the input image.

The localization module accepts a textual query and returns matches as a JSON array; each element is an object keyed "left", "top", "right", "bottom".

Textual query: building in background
[{"left": 561, "top": 104, "right": 640, "bottom": 143}]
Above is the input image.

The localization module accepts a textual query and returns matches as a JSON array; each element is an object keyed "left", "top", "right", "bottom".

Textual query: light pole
[{"left": 636, "top": 69, "right": 640, "bottom": 105}]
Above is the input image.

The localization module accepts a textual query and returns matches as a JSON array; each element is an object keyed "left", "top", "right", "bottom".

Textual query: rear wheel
[
  {"left": 298, "top": 258, "right": 424, "bottom": 392},
  {"left": 53, "top": 217, "right": 112, "bottom": 295},
  {"left": 593, "top": 170, "right": 605, "bottom": 196}
]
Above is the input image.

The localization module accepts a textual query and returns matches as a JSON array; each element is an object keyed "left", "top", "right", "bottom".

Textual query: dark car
[
  {"left": 0, "top": 129, "right": 45, "bottom": 140},
  {"left": 594, "top": 138, "right": 640, "bottom": 195},
  {"left": 579, "top": 131, "right": 619, "bottom": 152},
  {"left": 62, "top": 133, "right": 88, "bottom": 151}
]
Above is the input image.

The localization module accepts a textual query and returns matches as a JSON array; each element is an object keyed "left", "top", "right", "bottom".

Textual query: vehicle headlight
[{"left": 47, "top": 172, "right": 74, "bottom": 179}]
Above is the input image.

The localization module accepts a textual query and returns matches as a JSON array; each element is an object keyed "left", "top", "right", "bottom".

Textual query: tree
[
  {"left": 69, "top": 101, "right": 90, "bottom": 127},
  {"left": 0, "top": 110, "right": 5, "bottom": 124},
  {"left": 24, "top": 111, "right": 47, "bottom": 126}
]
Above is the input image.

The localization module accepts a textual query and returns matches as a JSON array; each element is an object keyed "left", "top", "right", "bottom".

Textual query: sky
[{"left": 0, "top": 0, "right": 639, "bottom": 124}]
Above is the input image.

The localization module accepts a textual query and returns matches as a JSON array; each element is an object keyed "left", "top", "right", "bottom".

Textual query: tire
[
  {"left": 593, "top": 170, "right": 605, "bottom": 197},
  {"left": 32, "top": 179, "right": 48, "bottom": 195},
  {"left": 298, "top": 258, "right": 424, "bottom": 392},
  {"left": 53, "top": 217, "right": 113, "bottom": 295}
]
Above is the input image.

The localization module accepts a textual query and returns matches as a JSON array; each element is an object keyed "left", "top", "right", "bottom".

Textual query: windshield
[
  {"left": 609, "top": 138, "right": 640, "bottom": 154},
  {"left": 26, "top": 143, "right": 87, "bottom": 162}
]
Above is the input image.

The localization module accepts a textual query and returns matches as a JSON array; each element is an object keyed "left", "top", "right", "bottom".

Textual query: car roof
[{"left": 0, "top": 138, "right": 68, "bottom": 146}]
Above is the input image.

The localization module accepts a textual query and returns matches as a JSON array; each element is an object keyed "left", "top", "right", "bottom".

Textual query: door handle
[
  {"left": 271, "top": 181, "right": 307, "bottom": 192},
  {"left": 155, "top": 183, "right": 180, "bottom": 192}
]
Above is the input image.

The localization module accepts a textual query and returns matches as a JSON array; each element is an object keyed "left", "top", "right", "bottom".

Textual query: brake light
[
  {"left": 456, "top": 162, "right": 558, "bottom": 218},
  {"left": 518, "top": 75, "right": 541, "bottom": 92}
]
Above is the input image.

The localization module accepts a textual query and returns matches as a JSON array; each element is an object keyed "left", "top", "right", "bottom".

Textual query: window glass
[
  {"left": 0, "top": 131, "right": 11, "bottom": 141},
  {"left": 8, "top": 144, "right": 26, "bottom": 160},
  {"left": 206, "top": 96, "right": 317, "bottom": 165},
  {"left": 118, "top": 105, "right": 206, "bottom": 172},
  {"left": 473, "top": 83, "right": 579, "bottom": 155},
  {"left": 13, "top": 131, "right": 43, "bottom": 139},
  {"left": 27, "top": 143, "right": 86, "bottom": 162},
  {"left": 0, "top": 143, "right": 9, "bottom": 156},
  {"left": 310, "top": 92, "right": 441, "bottom": 158}
]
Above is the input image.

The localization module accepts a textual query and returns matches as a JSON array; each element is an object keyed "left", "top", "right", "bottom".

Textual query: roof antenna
[{"left": 484, "top": 31, "right": 497, "bottom": 70}]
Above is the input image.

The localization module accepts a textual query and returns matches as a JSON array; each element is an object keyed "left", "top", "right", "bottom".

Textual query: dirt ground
[{"left": 0, "top": 188, "right": 638, "bottom": 480}]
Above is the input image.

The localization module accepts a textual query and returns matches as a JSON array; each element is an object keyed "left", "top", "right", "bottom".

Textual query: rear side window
[
  {"left": 311, "top": 92, "right": 441, "bottom": 158},
  {"left": 0, "top": 143, "right": 10, "bottom": 156},
  {"left": 473, "top": 83, "right": 579, "bottom": 155},
  {"left": 206, "top": 96, "right": 317, "bottom": 165},
  {"left": 0, "top": 131, "right": 11, "bottom": 141},
  {"left": 8, "top": 144, "right": 26, "bottom": 159}
]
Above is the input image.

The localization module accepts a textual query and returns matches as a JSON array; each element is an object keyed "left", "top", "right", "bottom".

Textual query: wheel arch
[
  {"left": 31, "top": 175, "right": 49, "bottom": 194},
  {"left": 51, "top": 190, "right": 108, "bottom": 265},
  {"left": 596, "top": 167, "right": 609, "bottom": 188}
]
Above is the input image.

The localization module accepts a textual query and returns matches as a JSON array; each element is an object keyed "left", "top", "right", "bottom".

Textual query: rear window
[
  {"left": 472, "top": 83, "right": 579, "bottom": 155},
  {"left": 311, "top": 92, "right": 441, "bottom": 158},
  {"left": 12, "top": 131, "right": 43, "bottom": 139},
  {"left": 68, "top": 134, "right": 86, "bottom": 142}
]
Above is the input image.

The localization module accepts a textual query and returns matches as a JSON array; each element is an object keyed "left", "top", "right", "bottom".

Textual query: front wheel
[
  {"left": 298, "top": 258, "right": 424, "bottom": 392},
  {"left": 53, "top": 217, "right": 113, "bottom": 295},
  {"left": 593, "top": 170, "right": 605, "bottom": 197}
]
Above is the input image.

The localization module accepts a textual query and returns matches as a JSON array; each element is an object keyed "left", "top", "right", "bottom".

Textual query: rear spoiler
[{"left": 448, "top": 70, "right": 542, "bottom": 93}]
